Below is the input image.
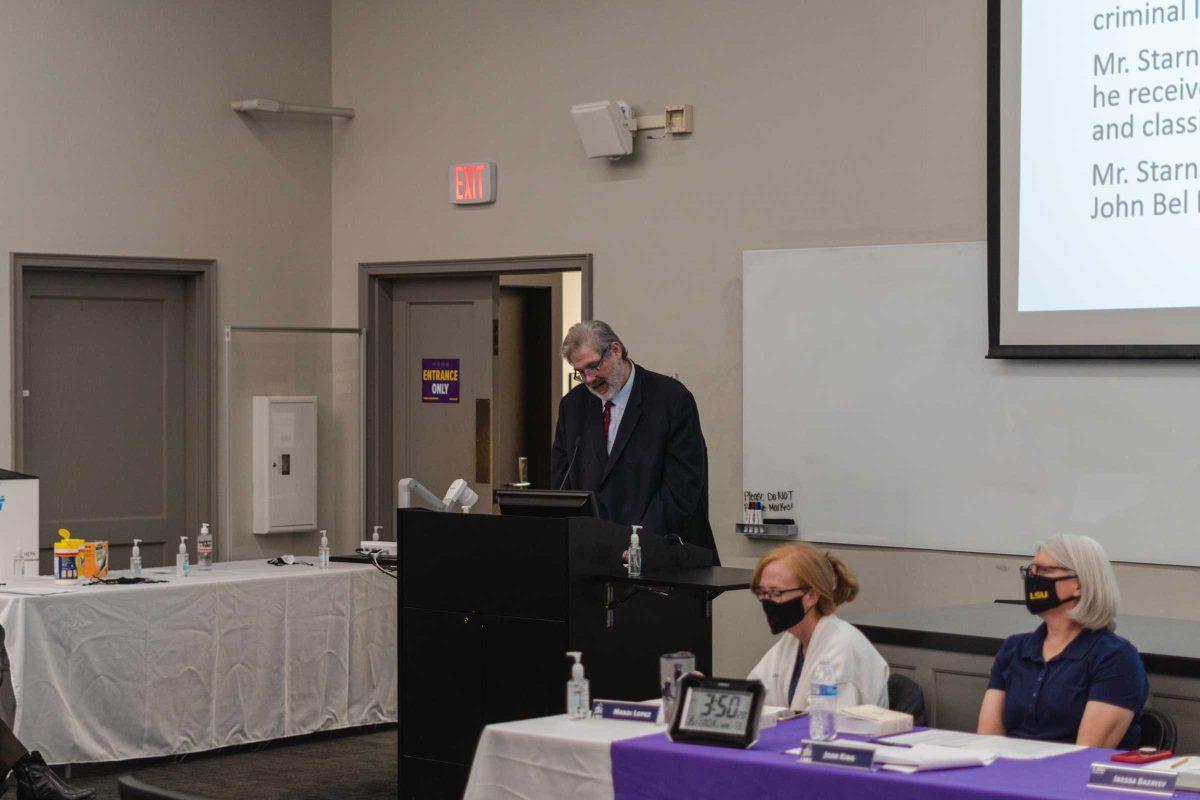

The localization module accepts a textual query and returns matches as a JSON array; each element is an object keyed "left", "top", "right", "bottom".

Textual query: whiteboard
[{"left": 743, "top": 243, "right": 1200, "bottom": 567}]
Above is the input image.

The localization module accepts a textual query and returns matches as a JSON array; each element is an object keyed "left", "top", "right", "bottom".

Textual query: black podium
[{"left": 397, "top": 508, "right": 749, "bottom": 799}]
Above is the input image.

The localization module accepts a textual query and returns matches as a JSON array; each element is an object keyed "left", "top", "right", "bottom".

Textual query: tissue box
[
  {"left": 835, "top": 705, "right": 914, "bottom": 736},
  {"left": 78, "top": 541, "right": 109, "bottom": 579}
]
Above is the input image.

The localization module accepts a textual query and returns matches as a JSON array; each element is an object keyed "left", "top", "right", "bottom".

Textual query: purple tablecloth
[{"left": 612, "top": 718, "right": 1119, "bottom": 800}]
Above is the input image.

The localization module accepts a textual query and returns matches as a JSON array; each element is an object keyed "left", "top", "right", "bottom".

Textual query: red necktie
[{"left": 603, "top": 400, "right": 614, "bottom": 440}]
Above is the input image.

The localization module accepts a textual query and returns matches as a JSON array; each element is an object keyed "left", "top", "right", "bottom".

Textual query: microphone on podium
[{"left": 557, "top": 436, "right": 581, "bottom": 490}]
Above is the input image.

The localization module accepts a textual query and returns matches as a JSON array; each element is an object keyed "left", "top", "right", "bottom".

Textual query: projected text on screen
[{"left": 1018, "top": 0, "right": 1200, "bottom": 313}]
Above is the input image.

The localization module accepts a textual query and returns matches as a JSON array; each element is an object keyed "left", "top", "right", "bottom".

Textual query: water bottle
[
  {"left": 197, "top": 523, "right": 213, "bottom": 570},
  {"left": 22, "top": 549, "right": 37, "bottom": 577},
  {"left": 808, "top": 660, "right": 838, "bottom": 741},
  {"left": 318, "top": 530, "right": 330, "bottom": 570}
]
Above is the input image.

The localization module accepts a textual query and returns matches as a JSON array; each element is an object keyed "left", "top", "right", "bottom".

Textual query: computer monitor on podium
[{"left": 496, "top": 489, "right": 598, "bottom": 518}]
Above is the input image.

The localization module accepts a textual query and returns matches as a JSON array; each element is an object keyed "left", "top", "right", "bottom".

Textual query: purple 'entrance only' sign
[{"left": 421, "top": 358, "right": 460, "bottom": 403}]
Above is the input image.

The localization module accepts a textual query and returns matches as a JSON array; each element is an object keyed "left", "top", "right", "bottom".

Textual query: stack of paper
[
  {"left": 783, "top": 739, "right": 991, "bottom": 773},
  {"left": 872, "top": 743, "right": 992, "bottom": 773},
  {"left": 1151, "top": 755, "right": 1200, "bottom": 792},
  {"left": 877, "top": 729, "right": 1085, "bottom": 761},
  {"left": 0, "top": 583, "right": 84, "bottom": 596},
  {"left": 835, "top": 705, "right": 913, "bottom": 736}
]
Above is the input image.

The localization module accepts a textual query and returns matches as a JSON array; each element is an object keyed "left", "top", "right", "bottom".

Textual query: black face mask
[
  {"left": 761, "top": 595, "right": 813, "bottom": 635},
  {"left": 1023, "top": 572, "right": 1073, "bottom": 615}
]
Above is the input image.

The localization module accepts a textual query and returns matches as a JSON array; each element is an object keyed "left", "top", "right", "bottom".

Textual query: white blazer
[{"left": 748, "top": 614, "right": 890, "bottom": 712}]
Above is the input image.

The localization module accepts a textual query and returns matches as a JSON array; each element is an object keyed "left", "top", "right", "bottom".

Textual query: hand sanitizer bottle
[
  {"left": 627, "top": 525, "right": 643, "bottom": 578},
  {"left": 176, "top": 536, "right": 189, "bottom": 577},
  {"left": 565, "top": 651, "right": 590, "bottom": 719},
  {"left": 197, "top": 523, "right": 213, "bottom": 570},
  {"left": 130, "top": 539, "right": 143, "bottom": 577},
  {"left": 318, "top": 530, "right": 329, "bottom": 570}
]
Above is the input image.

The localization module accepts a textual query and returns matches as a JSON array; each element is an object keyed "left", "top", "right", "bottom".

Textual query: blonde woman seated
[
  {"left": 748, "top": 543, "right": 889, "bottom": 711},
  {"left": 977, "top": 534, "right": 1147, "bottom": 749}
]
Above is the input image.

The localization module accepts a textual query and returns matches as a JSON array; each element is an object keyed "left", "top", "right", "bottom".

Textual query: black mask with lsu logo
[{"left": 1023, "top": 572, "right": 1072, "bottom": 615}]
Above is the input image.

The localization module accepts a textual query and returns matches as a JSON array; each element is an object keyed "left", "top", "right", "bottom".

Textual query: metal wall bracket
[{"left": 604, "top": 580, "right": 673, "bottom": 629}]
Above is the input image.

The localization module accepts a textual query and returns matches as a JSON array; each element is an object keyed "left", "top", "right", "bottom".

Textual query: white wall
[
  {"left": 7, "top": 0, "right": 1182, "bottom": 670},
  {"left": 330, "top": 0, "right": 1200, "bottom": 676},
  {"left": 0, "top": 0, "right": 335, "bottom": 557}
]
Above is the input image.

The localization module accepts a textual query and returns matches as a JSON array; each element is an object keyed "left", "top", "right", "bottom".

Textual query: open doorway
[
  {"left": 359, "top": 255, "right": 590, "bottom": 539},
  {"left": 495, "top": 271, "right": 584, "bottom": 491}
]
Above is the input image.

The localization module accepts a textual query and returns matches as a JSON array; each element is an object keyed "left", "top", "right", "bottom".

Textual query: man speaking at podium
[{"left": 551, "top": 321, "right": 717, "bottom": 560}]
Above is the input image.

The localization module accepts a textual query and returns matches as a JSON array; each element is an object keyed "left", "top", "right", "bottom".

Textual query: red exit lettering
[{"left": 455, "top": 164, "right": 484, "bottom": 201}]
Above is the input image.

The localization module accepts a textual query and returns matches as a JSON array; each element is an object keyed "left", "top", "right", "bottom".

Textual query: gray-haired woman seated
[{"left": 977, "top": 534, "right": 1147, "bottom": 749}]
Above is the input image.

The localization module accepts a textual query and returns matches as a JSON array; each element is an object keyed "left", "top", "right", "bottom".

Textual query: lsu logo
[{"left": 1028, "top": 590, "right": 1049, "bottom": 600}]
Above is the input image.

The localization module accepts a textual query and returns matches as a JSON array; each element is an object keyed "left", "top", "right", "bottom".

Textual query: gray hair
[
  {"left": 1038, "top": 534, "right": 1120, "bottom": 631},
  {"left": 560, "top": 320, "right": 628, "bottom": 361}
]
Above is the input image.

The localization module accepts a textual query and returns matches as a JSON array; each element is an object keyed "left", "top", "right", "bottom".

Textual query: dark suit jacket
[{"left": 550, "top": 364, "right": 718, "bottom": 559}]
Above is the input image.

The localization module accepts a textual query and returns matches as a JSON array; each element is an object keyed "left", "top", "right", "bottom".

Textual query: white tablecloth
[
  {"left": 464, "top": 715, "right": 663, "bottom": 800},
  {"left": 0, "top": 560, "right": 397, "bottom": 763}
]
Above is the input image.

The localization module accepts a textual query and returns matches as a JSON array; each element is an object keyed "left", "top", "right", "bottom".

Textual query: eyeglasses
[
  {"left": 572, "top": 349, "right": 613, "bottom": 382},
  {"left": 752, "top": 586, "right": 807, "bottom": 602},
  {"left": 1019, "top": 563, "right": 1077, "bottom": 580}
]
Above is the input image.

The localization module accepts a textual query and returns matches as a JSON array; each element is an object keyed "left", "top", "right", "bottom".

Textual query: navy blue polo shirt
[{"left": 988, "top": 624, "right": 1148, "bottom": 750}]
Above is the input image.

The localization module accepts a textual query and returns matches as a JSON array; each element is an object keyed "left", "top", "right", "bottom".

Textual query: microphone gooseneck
[{"left": 557, "top": 436, "right": 581, "bottom": 490}]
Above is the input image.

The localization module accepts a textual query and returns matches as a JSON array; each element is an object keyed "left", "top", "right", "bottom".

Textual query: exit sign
[{"left": 450, "top": 162, "right": 496, "bottom": 205}]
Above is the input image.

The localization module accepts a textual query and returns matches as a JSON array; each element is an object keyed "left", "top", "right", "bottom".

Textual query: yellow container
[
  {"left": 54, "top": 528, "right": 85, "bottom": 584},
  {"left": 78, "top": 541, "right": 109, "bottom": 579}
]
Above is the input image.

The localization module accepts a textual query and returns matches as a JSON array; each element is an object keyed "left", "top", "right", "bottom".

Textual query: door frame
[
  {"left": 359, "top": 254, "right": 593, "bottom": 533},
  {"left": 11, "top": 252, "right": 218, "bottom": 548}
]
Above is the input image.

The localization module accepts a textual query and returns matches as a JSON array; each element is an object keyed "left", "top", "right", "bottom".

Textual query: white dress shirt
[{"left": 603, "top": 363, "right": 636, "bottom": 454}]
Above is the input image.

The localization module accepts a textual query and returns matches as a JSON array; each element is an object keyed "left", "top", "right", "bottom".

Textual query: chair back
[
  {"left": 886, "top": 673, "right": 928, "bottom": 727},
  {"left": 118, "top": 775, "right": 214, "bottom": 800},
  {"left": 1138, "top": 708, "right": 1178, "bottom": 752}
]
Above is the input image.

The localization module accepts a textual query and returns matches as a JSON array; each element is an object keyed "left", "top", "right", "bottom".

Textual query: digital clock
[{"left": 667, "top": 674, "right": 766, "bottom": 749}]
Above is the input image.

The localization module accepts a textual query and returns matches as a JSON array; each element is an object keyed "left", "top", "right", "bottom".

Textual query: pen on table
[
  {"left": 867, "top": 736, "right": 911, "bottom": 747},
  {"left": 1171, "top": 756, "right": 1189, "bottom": 769}
]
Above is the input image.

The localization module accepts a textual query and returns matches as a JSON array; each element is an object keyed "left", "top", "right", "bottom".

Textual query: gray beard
[
  {"left": 585, "top": 382, "right": 618, "bottom": 402},
  {"left": 585, "top": 361, "right": 630, "bottom": 402}
]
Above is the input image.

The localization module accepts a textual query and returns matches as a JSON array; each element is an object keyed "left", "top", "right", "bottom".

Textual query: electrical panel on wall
[{"left": 252, "top": 396, "right": 318, "bottom": 534}]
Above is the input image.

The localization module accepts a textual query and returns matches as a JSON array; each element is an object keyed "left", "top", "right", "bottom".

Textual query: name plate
[
  {"left": 592, "top": 700, "right": 660, "bottom": 724},
  {"left": 802, "top": 740, "right": 876, "bottom": 770},
  {"left": 1088, "top": 763, "right": 1178, "bottom": 796}
]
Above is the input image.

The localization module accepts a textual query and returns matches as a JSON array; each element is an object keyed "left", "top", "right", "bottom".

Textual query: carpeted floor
[{"left": 52, "top": 726, "right": 397, "bottom": 800}]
